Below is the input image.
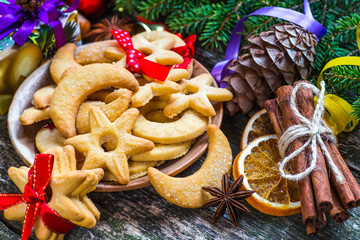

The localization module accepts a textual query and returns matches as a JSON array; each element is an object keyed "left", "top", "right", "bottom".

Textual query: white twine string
[{"left": 278, "top": 81, "right": 343, "bottom": 182}]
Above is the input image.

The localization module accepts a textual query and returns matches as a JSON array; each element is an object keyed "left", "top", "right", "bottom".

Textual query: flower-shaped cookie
[
  {"left": 65, "top": 108, "right": 155, "bottom": 184},
  {"left": 4, "top": 146, "right": 104, "bottom": 240},
  {"left": 163, "top": 73, "right": 233, "bottom": 118}
]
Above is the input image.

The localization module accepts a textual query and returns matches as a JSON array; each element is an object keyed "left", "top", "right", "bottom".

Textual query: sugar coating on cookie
[
  {"left": 147, "top": 125, "right": 232, "bottom": 208},
  {"left": 49, "top": 63, "right": 139, "bottom": 138},
  {"left": 65, "top": 108, "right": 154, "bottom": 184},
  {"left": 164, "top": 73, "right": 233, "bottom": 118}
]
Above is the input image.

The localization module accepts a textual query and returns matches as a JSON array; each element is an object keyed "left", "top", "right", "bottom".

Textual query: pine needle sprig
[
  {"left": 334, "top": 13, "right": 360, "bottom": 43},
  {"left": 199, "top": 0, "right": 245, "bottom": 49},
  {"left": 351, "top": 98, "right": 360, "bottom": 119},
  {"left": 167, "top": 2, "right": 217, "bottom": 38},
  {"left": 324, "top": 65, "right": 360, "bottom": 96},
  {"left": 138, "top": 0, "right": 178, "bottom": 20}
]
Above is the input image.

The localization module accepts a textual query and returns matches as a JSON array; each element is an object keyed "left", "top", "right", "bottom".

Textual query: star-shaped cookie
[
  {"left": 163, "top": 73, "right": 233, "bottom": 118},
  {"left": 65, "top": 108, "right": 155, "bottom": 184},
  {"left": 4, "top": 146, "right": 104, "bottom": 240},
  {"left": 131, "top": 79, "right": 181, "bottom": 108}
]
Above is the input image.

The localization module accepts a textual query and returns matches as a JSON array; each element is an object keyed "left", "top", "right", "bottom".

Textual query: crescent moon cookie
[
  {"left": 49, "top": 63, "right": 139, "bottom": 138},
  {"left": 113, "top": 31, "right": 192, "bottom": 81},
  {"left": 164, "top": 73, "right": 233, "bottom": 118},
  {"left": 147, "top": 124, "right": 232, "bottom": 208},
  {"left": 64, "top": 108, "right": 155, "bottom": 184},
  {"left": 19, "top": 106, "right": 50, "bottom": 125},
  {"left": 133, "top": 100, "right": 209, "bottom": 144},
  {"left": 4, "top": 146, "right": 104, "bottom": 240},
  {"left": 32, "top": 85, "right": 56, "bottom": 108},
  {"left": 50, "top": 43, "right": 81, "bottom": 84},
  {"left": 75, "top": 40, "right": 125, "bottom": 65}
]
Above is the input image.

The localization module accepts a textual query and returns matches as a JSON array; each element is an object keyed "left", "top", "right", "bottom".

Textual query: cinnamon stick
[
  {"left": 329, "top": 184, "right": 350, "bottom": 222},
  {"left": 324, "top": 141, "right": 357, "bottom": 209},
  {"left": 275, "top": 86, "right": 317, "bottom": 227},
  {"left": 292, "top": 81, "right": 356, "bottom": 209},
  {"left": 264, "top": 99, "right": 283, "bottom": 137},
  {"left": 326, "top": 141, "right": 360, "bottom": 207},
  {"left": 306, "top": 221, "right": 316, "bottom": 237},
  {"left": 315, "top": 210, "right": 327, "bottom": 231},
  {"left": 295, "top": 82, "right": 333, "bottom": 212}
]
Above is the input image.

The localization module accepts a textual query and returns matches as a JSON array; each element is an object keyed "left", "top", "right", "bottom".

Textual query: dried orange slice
[
  {"left": 233, "top": 134, "right": 301, "bottom": 216},
  {"left": 241, "top": 109, "right": 275, "bottom": 150}
]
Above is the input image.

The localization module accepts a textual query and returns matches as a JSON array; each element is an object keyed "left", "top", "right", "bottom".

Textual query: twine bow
[
  {"left": 0, "top": 0, "right": 79, "bottom": 48},
  {"left": 111, "top": 29, "right": 196, "bottom": 81},
  {"left": 0, "top": 154, "right": 76, "bottom": 240},
  {"left": 278, "top": 82, "right": 343, "bottom": 182}
]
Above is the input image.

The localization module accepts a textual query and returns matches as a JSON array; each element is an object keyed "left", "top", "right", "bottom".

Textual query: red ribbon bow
[
  {"left": 111, "top": 29, "right": 196, "bottom": 81},
  {"left": 172, "top": 34, "right": 196, "bottom": 69},
  {"left": 0, "top": 154, "right": 76, "bottom": 240}
]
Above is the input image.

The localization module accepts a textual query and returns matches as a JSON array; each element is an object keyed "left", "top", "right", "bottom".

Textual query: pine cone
[
  {"left": 224, "top": 23, "right": 317, "bottom": 116},
  {"left": 16, "top": 0, "right": 44, "bottom": 11}
]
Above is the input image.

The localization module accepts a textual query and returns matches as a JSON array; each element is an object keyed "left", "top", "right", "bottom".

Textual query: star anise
[
  {"left": 85, "top": 15, "right": 134, "bottom": 42},
  {"left": 202, "top": 173, "right": 254, "bottom": 227}
]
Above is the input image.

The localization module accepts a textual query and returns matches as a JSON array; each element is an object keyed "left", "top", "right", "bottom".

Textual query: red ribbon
[
  {"left": 111, "top": 29, "right": 196, "bottom": 81},
  {"left": 0, "top": 154, "right": 76, "bottom": 240},
  {"left": 172, "top": 34, "right": 196, "bottom": 70}
]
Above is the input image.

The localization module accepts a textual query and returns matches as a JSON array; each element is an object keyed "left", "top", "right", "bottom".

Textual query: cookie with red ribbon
[
  {"left": 2, "top": 148, "right": 104, "bottom": 240},
  {"left": 110, "top": 30, "right": 195, "bottom": 82}
]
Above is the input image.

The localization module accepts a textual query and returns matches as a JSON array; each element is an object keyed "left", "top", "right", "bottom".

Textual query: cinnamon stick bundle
[{"left": 264, "top": 81, "right": 360, "bottom": 236}]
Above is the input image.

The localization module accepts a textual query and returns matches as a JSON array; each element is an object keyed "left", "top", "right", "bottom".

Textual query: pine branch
[
  {"left": 324, "top": 65, "right": 360, "bottom": 97},
  {"left": 352, "top": 98, "right": 360, "bottom": 119},
  {"left": 200, "top": 0, "right": 245, "bottom": 49},
  {"left": 138, "top": 0, "right": 178, "bottom": 20}
]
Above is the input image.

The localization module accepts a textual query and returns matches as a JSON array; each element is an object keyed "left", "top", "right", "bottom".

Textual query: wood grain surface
[{"left": 0, "top": 48, "right": 359, "bottom": 239}]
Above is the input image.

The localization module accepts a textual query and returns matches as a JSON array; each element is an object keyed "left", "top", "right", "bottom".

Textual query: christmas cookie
[
  {"left": 35, "top": 124, "right": 65, "bottom": 153},
  {"left": 112, "top": 31, "right": 192, "bottom": 81},
  {"left": 133, "top": 109, "right": 209, "bottom": 144},
  {"left": 49, "top": 63, "right": 139, "bottom": 138},
  {"left": 32, "top": 85, "right": 56, "bottom": 108},
  {"left": 75, "top": 40, "right": 123, "bottom": 65},
  {"left": 19, "top": 106, "right": 50, "bottom": 125},
  {"left": 131, "top": 80, "right": 181, "bottom": 108},
  {"left": 164, "top": 73, "right": 233, "bottom": 118},
  {"left": 4, "top": 147, "right": 104, "bottom": 240},
  {"left": 76, "top": 89, "right": 132, "bottom": 134},
  {"left": 64, "top": 108, "right": 154, "bottom": 184},
  {"left": 50, "top": 43, "right": 81, "bottom": 84},
  {"left": 148, "top": 124, "right": 232, "bottom": 208}
]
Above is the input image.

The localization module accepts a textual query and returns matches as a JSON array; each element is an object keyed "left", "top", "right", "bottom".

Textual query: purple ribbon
[
  {"left": 0, "top": 0, "right": 79, "bottom": 49},
  {"left": 211, "top": 0, "right": 327, "bottom": 87}
]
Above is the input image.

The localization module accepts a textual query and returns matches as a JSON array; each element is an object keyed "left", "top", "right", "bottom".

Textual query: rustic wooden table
[{"left": 0, "top": 49, "right": 359, "bottom": 239}]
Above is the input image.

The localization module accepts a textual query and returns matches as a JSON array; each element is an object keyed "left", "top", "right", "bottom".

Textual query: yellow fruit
[
  {"left": 7, "top": 42, "right": 43, "bottom": 93},
  {"left": 241, "top": 109, "right": 275, "bottom": 150},
  {"left": 233, "top": 134, "right": 301, "bottom": 216}
]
